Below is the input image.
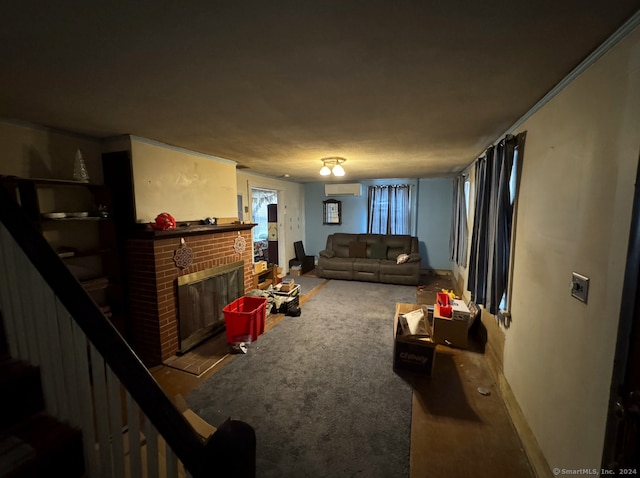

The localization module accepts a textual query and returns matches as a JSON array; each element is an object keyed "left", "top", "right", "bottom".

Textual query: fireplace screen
[{"left": 176, "top": 261, "right": 244, "bottom": 354}]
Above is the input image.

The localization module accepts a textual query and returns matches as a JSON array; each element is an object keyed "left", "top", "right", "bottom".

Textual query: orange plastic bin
[{"left": 223, "top": 296, "right": 267, "bottom": 344}]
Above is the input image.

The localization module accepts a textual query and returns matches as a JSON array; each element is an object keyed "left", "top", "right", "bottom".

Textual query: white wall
[
  {"left": 0, "top": 120, "right": 103, "bottom": 182},
  {"left": 237, "top": 171, "right": 306, "bottom": 271},
  {"left": 130, "top": 137, "right": 238, "bottom": 223},
  {"left": 455, "top": 24, "right": 640, "bottom": 471}
]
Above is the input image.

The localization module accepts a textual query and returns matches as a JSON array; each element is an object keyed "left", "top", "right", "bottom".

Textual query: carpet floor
[{"left": 186, "top": 279, "right": 417, "bottom": 477}]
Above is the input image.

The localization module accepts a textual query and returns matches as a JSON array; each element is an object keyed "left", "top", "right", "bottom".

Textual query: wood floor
[{"left": 150, "top": 273, "right": 536, "bottom": 478}]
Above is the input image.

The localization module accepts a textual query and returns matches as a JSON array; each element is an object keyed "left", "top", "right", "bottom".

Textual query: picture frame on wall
[{"left": 323, "top": 199, "right": 342, "bottom": 225}]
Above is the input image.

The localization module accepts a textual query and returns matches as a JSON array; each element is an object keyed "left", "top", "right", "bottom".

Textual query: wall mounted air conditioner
[{"left": 324, "top": 183, "right": 362, "bottom": 197}]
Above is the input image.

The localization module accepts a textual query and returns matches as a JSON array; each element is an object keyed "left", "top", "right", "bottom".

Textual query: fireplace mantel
[{"left": 132, "top": 222, "right": 256, "bottom": 240}]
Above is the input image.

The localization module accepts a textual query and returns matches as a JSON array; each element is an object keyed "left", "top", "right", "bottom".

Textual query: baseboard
[
  {"left": 420, "top": 268, "right": 453, "bottom": 277},
  {"left": 493, "top": 368, "right": 552, "bottom": 478},
  {"left": 482, "top": 315, "right": 551, "bottom": 478}
]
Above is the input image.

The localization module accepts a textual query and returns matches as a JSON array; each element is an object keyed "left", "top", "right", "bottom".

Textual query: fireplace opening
[{"left": 176, "top": 260, "right": 244, "bottom": 354}]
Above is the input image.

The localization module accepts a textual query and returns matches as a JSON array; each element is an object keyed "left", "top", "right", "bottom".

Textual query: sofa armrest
[
  {"left": 407, "top": 252, "right": 421, "bottom": 263},
  {"left": 319, "top": 249, "right": 335, "bottom": 259}
]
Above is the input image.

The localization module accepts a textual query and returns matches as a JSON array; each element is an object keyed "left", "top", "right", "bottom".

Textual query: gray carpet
[{"left": 186, "top": 279, "right": 416, "bottom": 478}]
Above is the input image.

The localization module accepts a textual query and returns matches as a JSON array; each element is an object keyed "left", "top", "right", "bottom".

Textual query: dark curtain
[
  {"left": 468, "top": 147, "right": 493, "bottom": 307},
  {"left": 367, "top": 186, "right": 386, "bottom": 234},
  {"left": 488, "top": 138, "right": 517, "bottom": 314},
  {"left": 367, "top": 185, "right": 411, "bottom": 234},
  {"left": 449, "top": 174, "right": 468, "bottom": 267},
  {"left": 468, "top": 134, "right": 523, "bottom": 315}
]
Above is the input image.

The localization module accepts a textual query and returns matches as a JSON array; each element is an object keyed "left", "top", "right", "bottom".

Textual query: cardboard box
[
  {"left": 450, "top": 298, "right": 470, "bottom": 322},
  {"left": 280, "top": 279, "right": 296, "bottom": 293},
  {"left": 393, "top": 303, "right": 436, "bottom": 376},
  {"left": 433, "top": 302, "right": 471, "bottom": 349},
  {"left": 274, "top": 283, "right": 300, "bottom": 297},
  {"left": 290, "top": 267, "right": 302, "bottom": 276},
  {"left": 175, "top": 394, "right": 217, "bottom": 440}
]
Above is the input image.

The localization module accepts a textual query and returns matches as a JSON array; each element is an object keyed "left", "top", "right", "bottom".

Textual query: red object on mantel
[{"left": 150, "top": 212, "right": 177, "bottom": 230}]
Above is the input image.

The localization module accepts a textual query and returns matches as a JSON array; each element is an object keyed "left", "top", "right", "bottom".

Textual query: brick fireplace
[{"left": 125, "top": 224, "right": 255, "bottom": 365}]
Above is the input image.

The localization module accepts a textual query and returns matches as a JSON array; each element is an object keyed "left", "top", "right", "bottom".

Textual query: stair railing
[{"left": 0, "top": 184, "right": 241, "bottom": 478}]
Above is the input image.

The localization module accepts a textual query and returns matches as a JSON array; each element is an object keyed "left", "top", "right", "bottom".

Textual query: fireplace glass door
[{"left": 176, "top": 261, "right": 244, "bottom": 353}]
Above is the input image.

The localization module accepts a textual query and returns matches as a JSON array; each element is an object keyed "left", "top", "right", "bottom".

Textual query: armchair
[{"left": 289, "top": 241, "right": 315, "bottom": 274}]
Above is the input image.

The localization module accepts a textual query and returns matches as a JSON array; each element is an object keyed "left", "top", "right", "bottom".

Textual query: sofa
[{"left": 316, "top": 233, "right": 421, "bottom": 285}]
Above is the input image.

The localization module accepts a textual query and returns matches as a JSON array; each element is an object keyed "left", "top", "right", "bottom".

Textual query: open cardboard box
[
  {"left": 175, "top": 393, "right": 217, "bottom": 440},
  {"left": 433, "top": 300, "right": 472, "bottom": 349},
  {"left": 393, "top": 303, "right": 436, "bottom": 376}
]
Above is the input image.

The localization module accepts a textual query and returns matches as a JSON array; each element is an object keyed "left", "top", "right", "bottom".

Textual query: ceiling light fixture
[{"left": 319, "top": 157, "right": 347, "bottom": 177}]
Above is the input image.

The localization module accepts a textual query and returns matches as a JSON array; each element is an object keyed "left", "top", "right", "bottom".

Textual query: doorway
[
  {"left": 251, "top": 188, "right": 278, "bottom": 263},
  {"left": 602, "top": 153, "right": 640, "bottom": 469}
]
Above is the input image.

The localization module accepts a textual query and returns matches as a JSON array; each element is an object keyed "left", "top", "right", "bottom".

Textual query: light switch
[{"left": 571, "top": 272, "right": 589, "bottom": 303}]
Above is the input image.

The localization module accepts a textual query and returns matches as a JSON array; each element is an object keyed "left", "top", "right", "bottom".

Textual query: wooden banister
[{"left": 0, "top": 183, "right": 222, "bottom": 477}]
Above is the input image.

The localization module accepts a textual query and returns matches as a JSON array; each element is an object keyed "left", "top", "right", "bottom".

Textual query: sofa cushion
[
  {"left": 353, "top": 258, "right": 380, "bottom": 273},
  {"left": 319, "top": 249, "right": 335, "bottom": 259},
  {"left": 370, "top": 242, "right": 388, "bottom": 260},
  {"left": 349, "top": 240, "right": 367, "bottom": 258},
  {"left": 331, "top": 233, "right": 359, "bottom": 258},
  {"left": 384, "top": 235, "right": 414, "bottom": 259},
  {"left": 357, "top": 234, "right": 384, "bottom": 246},
  {"left": 380, "top": 259, "right": 419, "bottom": 275},
  {"left": 318, "top": 256, "right": 354, "bottom": 271}
]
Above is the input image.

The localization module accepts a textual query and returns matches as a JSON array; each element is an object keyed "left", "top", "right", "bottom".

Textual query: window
[
  {"left": 251, "top": 188, "right": 277, "bottom": 241},
  {"left": 367, "top": 184, "right": 411, "bottom": 234},
  {"left": 464, "top": 178, "right": 471, "bottom": 226},
  {"left": 499, "top": 147, "right": 520, "bottom": 312},
  {"left": 467, "top": 132, "right": 525, "bottom": 320}
]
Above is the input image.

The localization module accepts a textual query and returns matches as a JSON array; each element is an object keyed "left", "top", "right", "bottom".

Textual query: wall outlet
[{"left": 571, "top": 272, "right": 589, "bottom": 303}]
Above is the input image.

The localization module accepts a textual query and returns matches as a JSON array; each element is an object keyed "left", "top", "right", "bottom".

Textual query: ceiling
[{"left": 1, "top": 2, "right": 638, "bottom": 183}]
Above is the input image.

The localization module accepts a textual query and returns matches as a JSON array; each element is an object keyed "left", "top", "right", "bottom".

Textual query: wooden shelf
[
  {"left": 1, "top": 174, "right": 128, "bottom": 339},
  {"left": 58, "top": 247, "right": 114, "bottom": 259},
  {"left": 80, "top": 276, "right": 110, "bottom": 292},
  {"left": 42, "top": 216, "right": 106, "bottom": 222},
  {"left": 253, "top": 266, "right": 278, "bottom": 290},
  {"left": 8, "top": 176, "right": 105, "bottom": 189}
]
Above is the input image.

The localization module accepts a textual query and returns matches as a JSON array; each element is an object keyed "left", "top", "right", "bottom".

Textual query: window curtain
[
  {"left": 367, "top": 184, "right": 411, "bottom": 234},
  {"left": 449, "top": 175, "right": 468, "bottom": 267},
  {"left": 467, "top": 134, "right": 521, "bottom": 315}
]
